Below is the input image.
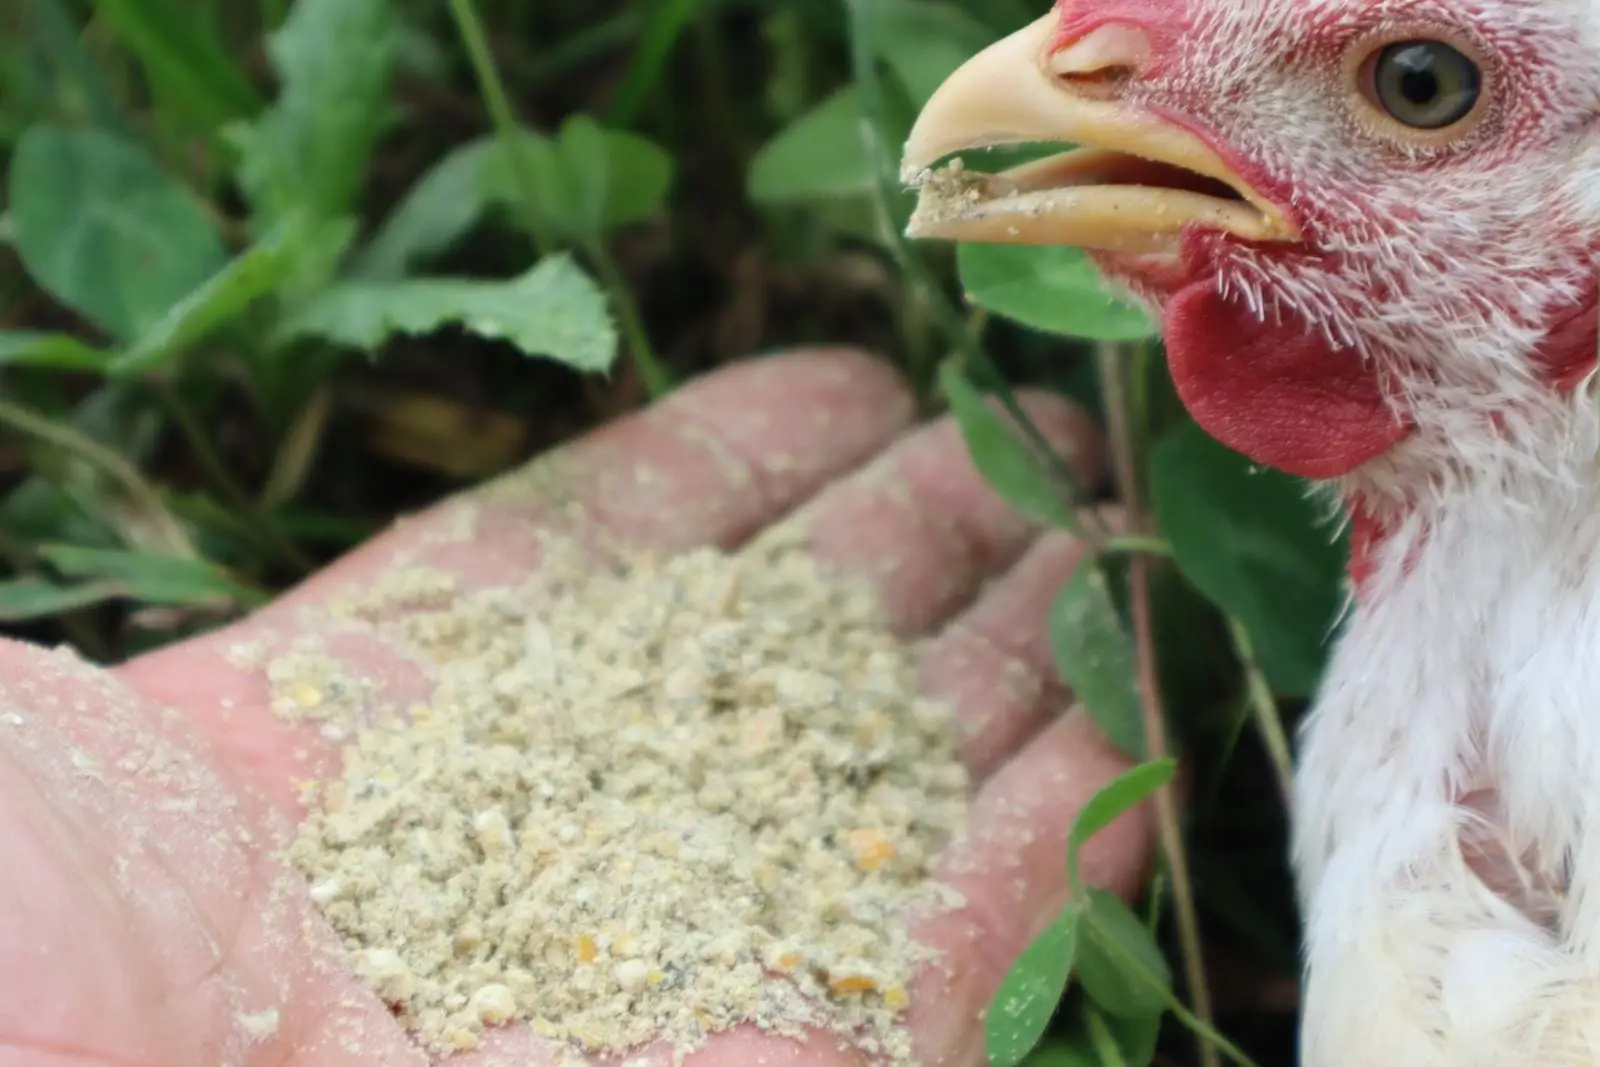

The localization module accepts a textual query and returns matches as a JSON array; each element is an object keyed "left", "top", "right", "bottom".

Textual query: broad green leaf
[
  {"left": 352, "top": 139, "right": 496, "bottom": 281},
  {"left": 940, "top": 359, "right": 1079, "bottom": 532},
  {"left": 111, "top": 218, "right": 319, "bottom": 375},
  {"left": 39, "top": 544, "right": 265, "bottom": 607},
  {"left": 484, "top": 118, "right": 674, "bottom": 244},
  {"left": 0, "top": 578, "right": 126, "bottom": 621},
  {"left": 277, "top": 254, "right": 617, "bottom": 373},
  {"left": 1050, "top": 564, "right": 1145, "bottom": 758},
  {"left": 959, "top": 244, "right": 1157, "bottom": 341},
  {"left": 1077, "top": 889, "right": 1172, "bottom": 1020},
  {"left": 1024, "top": 1005, "right": 1162, "bottom": 1067},
  {"left": 872, "top": 0, "right": 995, "bottom": 102},
  {"left": 987, "top": 908, "right": 1080, "bottom": 1067},
  {"left": 0, "top": 331, "right": 109, "bottom": 371},
  {"left": 1149, "top": 420, "right": 1346, "bottom": 696},
  {"left": 749, "top": 88, "right": 874, "bottom": 203},
  {"left": 227, "top": 0, "right": 401, "bottom": 227},
  {"left": 9, "top": 124, "right": 228, "bottom": 340},
  {"left": 29, "top": 0, "right": 125, "bottom": 132},
  {"left": 1066, "top": 760, "right": 1175, "bottom": 891},
  {"left": 94, "top": 0, "right": 260, "bottom": 135}
]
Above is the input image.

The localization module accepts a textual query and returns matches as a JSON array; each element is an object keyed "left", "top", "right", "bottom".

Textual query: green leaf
[
  {"left": 940, "top": 359, "right": 1079, "bottom": 532},
  {"left": 749, "top": 88, "right": 874, "bottom": 203},
  {"left": 227, "top": 0, "right": 401, "bottom": 227},
  {"left": 93, "top": 0, "right": 260, "bottom": 135},
  {"left": 1077, "top": 889, "right": 1172, "bottom": 1019},
  {"left": 8, "top": 124, "right": 228, "bottom": 341},
  {"left": 0, "top": 331, "right": 110, "bottom": 372},
  {"left": 1050, "top": 564, "right": 1145, "bottom": 758},
  {"left": 38, "top": 544, "right": 265, "bottom": 607},
  {"left": 959, "top": 244, "right": 1157, "bottom": 341},
  {"left": 0, "top": 577, "right": 127, "bottom": 622},
  {"left": 1149, "top": 420, "right": 1346, "bottom": 696},
  {"left": 1067, "top": 759, "right": 1175, "bottom": 891},
  {"left": 987, "top": 907, "right": 1080, "bottom": 1067},
  {"left": 109, "top": 217, "right": 323, "bottom": 375},
  {"left": 1024, "top": 1004, "right": 1162, "bottom": 1067},
  {"left": 351, "top": 139, "right": 496, "bottom": 281},
  {"left": 872, "top": 0, "right": 996, "bottom": 103},
  {"left": 277, "top": 254, "right": 617, "bottom": 373},
  {"left": 485, "top": 118, "right": 674, "bottom": 244},
  {"left": 29, "top": 0, "right": 126, "bottom": 133}
]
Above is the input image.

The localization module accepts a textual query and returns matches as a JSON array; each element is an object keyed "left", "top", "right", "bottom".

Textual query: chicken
[{"left": 902, "top": 3, "right": 1600, "bottom": 1064}]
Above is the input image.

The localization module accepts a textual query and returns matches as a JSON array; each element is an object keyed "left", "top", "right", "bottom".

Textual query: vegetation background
[{"left": 0, "top": 1, "right": 1348, "bottom": 1064}]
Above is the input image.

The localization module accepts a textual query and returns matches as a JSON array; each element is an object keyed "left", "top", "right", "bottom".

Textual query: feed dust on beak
[
  {"left": 272, "top": 523, "right": 974, "bottom": 1061},
  {"left": 905, "top": 158, "right": 993, "bottom": 230}
]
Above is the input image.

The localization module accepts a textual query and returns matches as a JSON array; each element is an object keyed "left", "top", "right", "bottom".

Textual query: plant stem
[
  {"left": 1096, "top": 340, "right": 1220, "bottom": 1067},
  {"left": 587, "top": 242, "right": 672, "bottom": 398},
  {"left": 448, "top": 0, "right": 555, "bottom": 255},
  {"left": 1228, "top": 617, "right": 1296, "bottom": 806},
  {"left": 151, "top": 383, "right": 314, "bottom": 572},
  {"left": 0, "top": 395, "right": 194, "bottom": 559}
]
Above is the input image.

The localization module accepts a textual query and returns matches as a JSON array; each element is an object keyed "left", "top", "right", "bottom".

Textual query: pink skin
[{"left": 0, "top": 350, "right": 1155, "bottom": 1067}]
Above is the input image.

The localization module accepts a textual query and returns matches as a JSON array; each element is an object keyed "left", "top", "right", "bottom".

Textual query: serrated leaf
[
  {"left": 959, "top": 244, "right": 1157, "bottom": 341},
  {"left": 940, "top": 359, "right": 1079, "bottom": 532},
  {"left": 277, "top": 254, "right": 616, "bottom": 372},
  {"left": 1067, "top": 759, "right": 1174, "bottom": 891},
  {"left": 227, "top": 0, "right": 401, "bottom": 227},
  {"left": 39, "top": 544, "right": 265, "bottom": 607},
  {"left": 987, "top": 907, "right": 1080, "bottom": 1067},
  {"left": 1149, "top": 420, "right": 1346, "bottom": 696},
  {"left": 1077, "top": 889, "right": 1172, "bottom": 1020},
  {"left": 0, "top": 331, "right": 110, "bottom": 371},
  {"left": 1050, "top": 564, "right": 1144, "bottom": 758},
  {"left": 94, "top": 0, "right": 260, "bottom": 135},
  {"left": 111, "top": 217, "right": 322, "bottom": 375},
  {"left": 352, "top": 138, "right": 496, "bottom": 281},
  {"left": 749, "top": 88, "right": 874, "bottom": 203},
  {"left": 9, "top": 124, "right": 228, "bottom": 340},
  {"left": 484, "top": 117, "right": 673, "bottom": 244},
  {"left": 0, "top": 578, "right": 127, "bottom": 622}
]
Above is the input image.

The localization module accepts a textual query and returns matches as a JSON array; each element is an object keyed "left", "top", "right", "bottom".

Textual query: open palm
[{"left": 0, "top": 350, "right": 1153, "bottom": 1067}]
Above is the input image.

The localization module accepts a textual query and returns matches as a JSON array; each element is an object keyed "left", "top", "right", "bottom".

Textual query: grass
[{"left": 0, "top": 1, "right": 1337, "bottom": 1064}]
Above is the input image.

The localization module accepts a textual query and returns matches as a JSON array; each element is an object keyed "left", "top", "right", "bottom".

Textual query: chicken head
[{"left": 905, "top": 3, "right": 1600, "bottom": 1065}]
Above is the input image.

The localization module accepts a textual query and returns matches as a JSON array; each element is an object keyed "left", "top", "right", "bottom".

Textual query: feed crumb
[
  {"left": 904, "top": 157, "right": 1004, "bottom": 233},
  {"left": 237, "top": 1008, "right": 281, "bottom": 1041},
  {"left": 283, "top": 525, "right": 973, "bottom": 1063}
]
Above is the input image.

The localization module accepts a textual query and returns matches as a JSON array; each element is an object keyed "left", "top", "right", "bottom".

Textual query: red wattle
[{"left": 1162, "top": 284, "right": 1411, "bottom": 479}]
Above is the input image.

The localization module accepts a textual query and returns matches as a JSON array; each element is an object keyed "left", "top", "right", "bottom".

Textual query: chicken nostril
[{"left": 1046, "top": 22, "right": 1151, "bottom": 90}]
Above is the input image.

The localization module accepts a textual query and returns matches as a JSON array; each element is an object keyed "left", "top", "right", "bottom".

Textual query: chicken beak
[{"left": 901, "top": 14, "right": 1297, "bottom": 252}]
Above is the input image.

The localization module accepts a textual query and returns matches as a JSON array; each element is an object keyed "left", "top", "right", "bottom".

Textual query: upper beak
[{"left": 901, "top": 14, "right": 1297, "bottom": 253}]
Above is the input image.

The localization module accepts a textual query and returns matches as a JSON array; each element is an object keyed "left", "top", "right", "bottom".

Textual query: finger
[
  {"left": 909, "top": 711, "right": 1155, "bottom": 1067},
  {"left": 116, "top": 350, "right": 916, "bottom": 807},
  {"left": 0, "top": 638, "right": 424, "bottom": 1067},
  {"left": 918, "top": 528, "right": 1091, "bottom": 780},
  {"left": 793, "top": 392, "right": 1102, "bottom": 636}
]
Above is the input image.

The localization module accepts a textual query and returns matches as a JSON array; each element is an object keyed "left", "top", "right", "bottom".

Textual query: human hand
[{"left": 0, "top": 349, "right": 1154, "bottom": 1067}]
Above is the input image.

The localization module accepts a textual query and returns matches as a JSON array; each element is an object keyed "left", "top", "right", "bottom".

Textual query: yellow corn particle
[
  {"left": 576, "top": 934, "right": 599, "bottom": 963},
  {"left": 286, "top": 681, "right": 323, "bottom": 709},
  {"left": 846, "top": 828, "right": 895, "bottom": 872},
  {"left": 775, "top": 953, "right": 803, "bottom": 971},
  {"left": 829, "top": 974, "right": 879, "bottom": 995},
  {"left": 883, "top": 985, "right": 909, "bottom": 1010}
]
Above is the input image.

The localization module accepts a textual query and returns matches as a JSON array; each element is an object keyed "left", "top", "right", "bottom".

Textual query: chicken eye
[{"left": 1368, "top": 41, "right": 1482, "bottom": 130}]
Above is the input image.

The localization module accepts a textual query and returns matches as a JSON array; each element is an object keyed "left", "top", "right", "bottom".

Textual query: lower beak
[{"left": 900, "top": 14, "right": 1296, "bottom": 253}]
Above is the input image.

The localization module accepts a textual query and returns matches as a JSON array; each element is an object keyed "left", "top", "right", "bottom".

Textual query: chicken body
[{"left": 903, "top": 1, "right": 1600, "bottom": 1063}]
